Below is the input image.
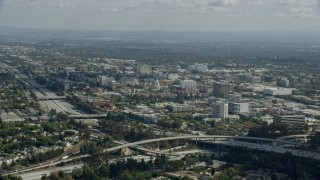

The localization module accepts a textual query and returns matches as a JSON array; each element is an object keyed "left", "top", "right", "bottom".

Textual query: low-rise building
[
  {"left": 0, "top": 112, "right": 25, "bottom": 122},
  {"left": 97, "top": 75, "right": 114, "bottom": 86},
  {"left": 167, "top": 103, "right": 196, "bottom": 112},
  {"left": 273, "top": 115, "right": 307, "bottom": 125},
  {"left": 228, "top": 102, "right": 253, "bottom": 114},
  {"left": 263, "top": 88, "right": 292, "bottom": 96},
  {"left": 120, "top": 77, "right": 139, "bottom": 86},
  {"left": 180, "top": 80, "right": 197, "bottom": 91}
]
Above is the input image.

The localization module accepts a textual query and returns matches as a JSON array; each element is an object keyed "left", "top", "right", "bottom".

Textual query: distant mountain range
[{"left": 0, "top": 26, "right": 319, "bottom": 42}]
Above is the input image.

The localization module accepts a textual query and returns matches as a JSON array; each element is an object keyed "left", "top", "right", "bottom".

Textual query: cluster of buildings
[
  {"left": 3, "top": 44, "right": 320, "bottom": 132},
  {"left": 20, "top": 58, "right": 320, "bottom": 128}
]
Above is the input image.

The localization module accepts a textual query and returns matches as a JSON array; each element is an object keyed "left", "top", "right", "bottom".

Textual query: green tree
[
  {"left": 308, "top": 133, "right": 320, "bottom": 149},
  {"left": 40, "top": 174, "right": 49, "bottom": 180},
  {"left": 211, "top": 168, "right": 216, "bottom": 175},
  {"left": 57, "top": 112, "right": 68, "bottom": 121},
  {"left": 99, "top": 164, "right": 110, "bottom": 177},
  {"left": 49, "top": 109, "right": 57, "bottom": 116},
  {"left": 82, "top": 165, "right": 98, "bottom": 179},
  {"left": 271, "top": 173, "right": 281, "bottom": 180},
  {"left": 1, "top": 175, "right": 23, "bottom": 180}
]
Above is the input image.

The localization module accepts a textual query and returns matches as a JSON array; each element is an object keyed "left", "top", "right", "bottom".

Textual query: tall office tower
[
  {"left": 213, "top": 101, "right": 229, "bottom": 118},
  {"left": 213, "top": 82, "right": 232, "bottom": 98}
]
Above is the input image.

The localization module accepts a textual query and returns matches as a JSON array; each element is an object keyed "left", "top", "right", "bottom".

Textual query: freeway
[
  {"left": 2, "top": 135, "right": 318, "bottom": 176},
  {"left": 113, "top": 140, "right": 177, "bottom": 156},
  {"left": 18, "top": 155, "right": 152, "bottom": 180},
  {"left": 103, "top": 135, "right": 301, "bottom": 153},
  {"left": 276, "top": 134, "right": 309, "bottom": 141},
  {"left": 91, "top": 134, "right": 177, "bottom": 156},
  {"left": 2, "top": 155, "right": 89, "bottom": 176},
  {"left": 68, "top": 114, "right": 110, "bottom": 119},
  {"left": 208, "top": 140, "right": 320, "bottom": 160},
  {"left": 20, "top": 164, "right": 83, "bottom": 180}
]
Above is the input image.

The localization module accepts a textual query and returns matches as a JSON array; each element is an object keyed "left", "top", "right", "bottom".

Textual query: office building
[
  {"left": 229, "top": 102, "right": 253, "bottom": 114},
  {"left": 180, "top": 80, "right": 197, "bottom": 90},
  {"left": 277, "top": 78, "right": 290, "bottom": 87},
  {"left": 263, "top": 88, "right": 292, "bottom": 96},
  {"left": 273, "top": 115, "right": 307, "bottom": 125},
  {"left": 213, "top": 82, "right": 232, "bottom": 98},
  {"left": 97, "top": 76, "right": 114, "bottom": 86},
  {"left": 138, "top": 65, "right": 151, "bottom": 75},
  {"left": 120, "top": 77, "right": 139, "bottom": 86},
  {"left": 167, "top": 104, "right": 196, "bottom": 112},
  {"left": 262, "top": 76, "right": 275, "bottom": 83},
  {"left": 213, "top": 101, "right": 228, "bottom": 118}
]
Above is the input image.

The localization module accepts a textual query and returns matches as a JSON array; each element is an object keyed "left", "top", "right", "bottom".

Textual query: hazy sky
[{"left": 0, "top": 0, "right": 320, "bottom": 31}]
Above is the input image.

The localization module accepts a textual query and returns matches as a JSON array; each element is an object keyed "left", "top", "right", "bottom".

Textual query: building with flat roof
[
  {"left": 167, "top": 103, "right": 196, "bottom": 112},
  {"left": 119, "top": 77, "right": 139, "bottom": 86},
  {"left": 0, "top": 112, "right": 25, "bottom": 122},
  {"left": 98, "top": 75, "right": 114, "bottom": 86},
  {"left": 263, "top": 88, "right": 292, "bottom": 96},
  {"left": 138, "top": 64, "right": 151, "bottom": 75},
  {"left": 228, "top": 102, "right": 253, "bottom": 114},
  {"left": 277, "top": 78, "right": 290, "bottom": 87},
  {"left": 213, "top": 82, "right": 232, "bottom": 98},
  {"left": 180, "top": 80, "right": 197, "bottom": 91},
  {"left": 273, "top": 115, "right": 307, "bottom": 125},
  {"left": 213, "top": 101, "right": 228, "bottom": 119}
]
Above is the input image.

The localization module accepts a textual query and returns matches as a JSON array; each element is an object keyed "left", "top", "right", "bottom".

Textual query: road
[
  {"left": 113, "top": 140, "right": 176, "bottom": 156},
  {"left": 207, "top": 140, "right": 320, "bottom": 160},
  {"left": 2, "top": 155, "right": 89, "bottom": 176},
  {"left": 18, "top": 155, "right": 152, "bottom": 180},
  {"left": 103, "top": 135, "right": 301, "bottom": 153},
  {"left": 20, "top": 164, "right": 83, "bottom": 180},
  {"left": 68, "top": 113, "right": 110, "bottom": 119},
  {"left": 3, "top": 63, "right": 80, "bottom": 115},
  {"left": 3, "top": 135, "right": 319, "bottom": 176},
  {"left": 276, "top": 134, "right": 309, "bottom": 141}
]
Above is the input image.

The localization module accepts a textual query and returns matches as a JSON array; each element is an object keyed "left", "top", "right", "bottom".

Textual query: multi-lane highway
[
  {"left": 18, "top": 155, "right": 152, "bottom": 180},
  {"left": 103, "top": 135, "right": 301, "bottom": 153},
  {"left": 2, "top": 135, "right": 319, "bottom": 177},
  {"left": 207, "top": 140, "right": 320, "bottom": 160},
  {"left": 20, "top": 164, "right": 83, "bottom": 180}
]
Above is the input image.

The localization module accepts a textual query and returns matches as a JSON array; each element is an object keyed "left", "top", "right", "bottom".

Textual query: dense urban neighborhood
[{"left": 0, "top": 28, "right": 320, "bottom": 180}]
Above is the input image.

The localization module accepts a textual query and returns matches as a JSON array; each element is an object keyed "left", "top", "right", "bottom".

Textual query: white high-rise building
[
  {"left": 213, "top": 101, "right": 228, "bottom": 118},
  {"left": 98, "top": 76, "right": 113, "bottom": 86},
  {"left": 229, "top": 102, "right": 253, "bottom": 114},
  {"left": 180, "top": 80, "right": 197, "bottom": 90}
]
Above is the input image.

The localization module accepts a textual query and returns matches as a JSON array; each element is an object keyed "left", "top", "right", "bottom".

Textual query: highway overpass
[
  {"left": 2, "top": 135, "right": 316, "bottom": 176},
  {"left": 103, "top": 135, "right": 302, "bottom": 153}
]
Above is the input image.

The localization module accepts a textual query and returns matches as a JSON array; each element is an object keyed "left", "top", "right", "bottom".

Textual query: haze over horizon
[{"left": 0, "top": 0, "right": 320, "bottom": 32}]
